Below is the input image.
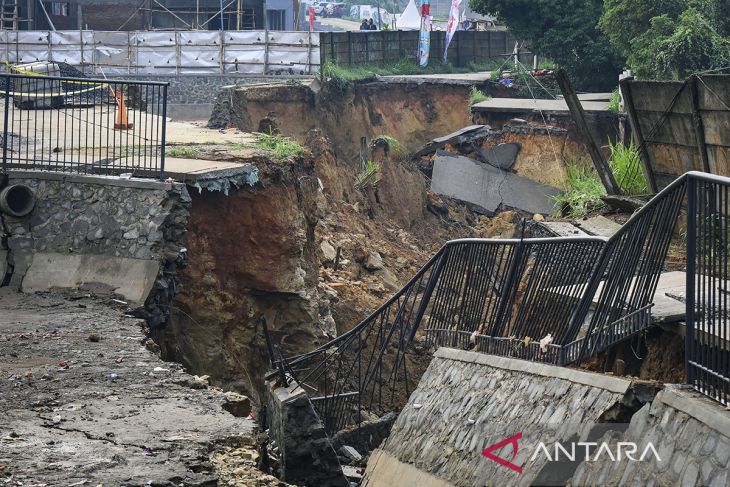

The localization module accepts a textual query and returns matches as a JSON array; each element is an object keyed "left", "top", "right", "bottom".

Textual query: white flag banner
[{"left": 443, "top": 0, "right": 462, "bottom": 61}]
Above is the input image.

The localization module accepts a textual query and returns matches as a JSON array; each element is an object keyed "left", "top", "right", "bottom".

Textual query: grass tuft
[
  {"left": 252, "top": 132, "right": 305, "bottom": 162},
  {"left": 167, "top": 145, "right": 201, "bottom": 159},
  {"left": 469, "top": 86, "right": 491, "bottom": 105},
  {"left": 375, "top": 135, "right": 409, "bottom": 160},
  {"left": 553, "top": 141, "right": 648, "bottom": 217},
  {"left": 355, "top": 159, "right": 381, "bottom": 188},
  {"left": 608, "top": 139, "right": 648, "bottom": 195},
  {"left": 608, "top": 88, "right": 621, "bottom": 113},
  {"left": 552, "top": 163, "right": 607, "bottom": 217}
]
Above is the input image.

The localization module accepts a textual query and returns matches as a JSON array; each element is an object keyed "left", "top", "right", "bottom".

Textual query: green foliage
[
  {"left": 607, "top": 140, "right": 648, "bottom": 195},
  {"left": 630, "top": 8, "right": 729, "bottom": 79},
  {"left": 252, "top": 132, "right": 305, "bottom": 162},
  {"left": 468, "top": 86, "right": 491, "bottom": 105},
  {"left": 468, "top": 0, "right": 622, "bottom": 91},
  {"left": 167, "top": 145, "right": 200, "bottom": 159},
  {"left": 552, "top": 163, "right": 607, "bottom": 217},
  {"left": 319, "top": 60, "right": 352, "bottom": 92},
  {"left": 598, "top": 0, "right": 685, "bottom": 56},
  {"left": 355, "top": 159, "right": 381, "bottom": 188},
  {"left": 553, "top": 141, "right": 648, "bottom": 216},
  {"left": 599, "top": 0, "right": 730, "bottom": 80},
  {"left": 375, "top": 135, "right": 409, "bottom": 160},
  {"left": 607, "top": 88, "right": 621, "bottom": 113}
]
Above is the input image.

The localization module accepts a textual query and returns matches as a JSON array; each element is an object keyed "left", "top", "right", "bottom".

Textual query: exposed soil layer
[
  {"left": 0, "top": 290, "right": 279, "bottom": 486},
  {"left": 152, "top": 134, "right": 496, "bottom": 410},
  {"left": 578, "top": 327, "right": 686, "bottom": 384},
  {"left": 210, "top": 80, "right": 476, "bottom": 166}
]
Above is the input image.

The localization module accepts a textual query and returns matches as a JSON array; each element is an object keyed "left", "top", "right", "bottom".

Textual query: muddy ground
[{"left": 0, "top": 290, "right": 284, "bottom": 486}]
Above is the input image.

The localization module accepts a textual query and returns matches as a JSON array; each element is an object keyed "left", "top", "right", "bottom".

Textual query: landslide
[
  {"left": 208, "top": 79, "right": 496, "bottom": 164},
  {"left": 151, "top": 130, "right": 520, "bottom": 410}
]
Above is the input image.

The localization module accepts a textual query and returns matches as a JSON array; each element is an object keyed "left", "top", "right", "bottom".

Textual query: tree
[
  {"left": 599, "top": 0, "right": 730, "bottom": 80},
  {"left": 468, "top": 0, "right": 623, "bottom": 91},
  {"left": 598, "top": 0, "right": 685, "bottom": 56}
]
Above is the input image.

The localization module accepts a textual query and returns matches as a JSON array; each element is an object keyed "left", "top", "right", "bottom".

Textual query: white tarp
[
  {"left": 397, "top": 0, "right": 422, "bottom": 30},
  {"left": 1, "top": 30, "right": 320, "bottom": 74}
]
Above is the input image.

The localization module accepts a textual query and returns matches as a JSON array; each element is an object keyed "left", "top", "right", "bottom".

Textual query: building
[{"left": 2, "top": 0, "right": 297, "bottom": 31}]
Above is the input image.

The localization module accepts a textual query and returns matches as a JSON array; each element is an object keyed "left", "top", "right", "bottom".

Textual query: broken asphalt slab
[
  {"left": 412, "top": 125, "right": 493, "bottom": 159},
  {"left": 430, "top": 151, "right": 561, "bottom": 215},
  {"left": 0, "top": 291, "right": 256, "bottom": 485}
]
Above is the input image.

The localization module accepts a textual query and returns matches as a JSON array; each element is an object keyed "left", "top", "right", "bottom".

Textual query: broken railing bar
[{"left": 310, "top": 391, "right": 359, "bottom": 401}]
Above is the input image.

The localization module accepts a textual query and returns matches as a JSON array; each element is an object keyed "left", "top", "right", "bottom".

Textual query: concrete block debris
[
  {"left": 413, "top": 125, "right": 493, "bottom": 159},
  {"left": 340, "top": 445, "right": 363, "bottom": 462},
  {"left": 431, "top": 151, "right": 561, "bottom": 215}
]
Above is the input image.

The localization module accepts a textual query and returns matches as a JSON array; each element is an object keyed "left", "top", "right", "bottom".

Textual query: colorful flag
[
  {"left": 443, "top": 0, "right": 462, "bottom": 60},
  {"left": 309, "top": 7, "right": 315, "bottom": 32},
  {"left": 418, "top": 0, "right": 431, "bottom": 67}
]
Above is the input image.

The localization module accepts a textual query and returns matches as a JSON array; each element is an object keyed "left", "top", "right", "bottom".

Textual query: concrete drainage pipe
[{"left": 0, "top": 184, "right": 37, "bottom": 217}]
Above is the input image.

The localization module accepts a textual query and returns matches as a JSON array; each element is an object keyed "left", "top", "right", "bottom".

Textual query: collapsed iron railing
[
  {"left": 1, "top": 72, "right": 168, "bottom": 179},
  {"left": 686, "top": 172, "right": 730, "bottom": 406},
  {"left": 270, "top": 171, "right": 730, "bottom": 436}
]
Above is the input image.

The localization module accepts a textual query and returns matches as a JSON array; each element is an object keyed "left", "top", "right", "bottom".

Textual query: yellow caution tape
[
  {"left": 0, "top": 84, "right": 110, "bottom": 98},
  {"left": 3, "top": 60, "right": 110, "bottom": 86}
]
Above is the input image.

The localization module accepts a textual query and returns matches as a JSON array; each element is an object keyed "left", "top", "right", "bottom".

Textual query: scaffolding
[
  {"left": 1, "top": 0, "right": 30, "bottom": 30},
  {"left": 0, "top": 0, "right": 261, "bottom": 31}
]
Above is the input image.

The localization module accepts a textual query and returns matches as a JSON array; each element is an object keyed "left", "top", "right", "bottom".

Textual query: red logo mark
[{"left": 481, "top": 432, "right": 523, "bottom": 474}]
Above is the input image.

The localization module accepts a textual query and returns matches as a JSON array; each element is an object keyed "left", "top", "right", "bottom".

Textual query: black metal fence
[
  {"left": 686, "top": 172, "right": 730, "bottom": 406},
  {"left": 1, "top": 73, "right": 168, "bottom": 179},
  {"left": 320, "top": 30, "right": 532, "bottom": 68},
  {"left": 270, "top": 172, "right": 692, "bottom": 436}
]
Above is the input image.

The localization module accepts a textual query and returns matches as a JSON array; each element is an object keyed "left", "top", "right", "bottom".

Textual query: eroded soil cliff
[{"left": 152, "top": 133, "right": 502, "bottom": 408}]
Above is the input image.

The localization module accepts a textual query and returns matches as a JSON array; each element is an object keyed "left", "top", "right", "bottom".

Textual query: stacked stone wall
[{"left": 0, "top": 172, "right": 189, "bottom": 324}]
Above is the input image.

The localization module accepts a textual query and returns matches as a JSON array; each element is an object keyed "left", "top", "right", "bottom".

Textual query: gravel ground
[{"left": 0, "top": 290, "right": 281, "bottom": 486}]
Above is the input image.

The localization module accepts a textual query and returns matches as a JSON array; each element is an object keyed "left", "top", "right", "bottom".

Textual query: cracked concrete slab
[
  {"left": 430, "top": 151, "right": 560, "bottom": 215},
  {"left": 0, "top": 291, "right": 257, "bottom": 486}
]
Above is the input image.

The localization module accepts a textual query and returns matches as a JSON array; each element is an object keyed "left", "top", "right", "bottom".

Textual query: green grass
[
  {"left": 374, "top": 135, "right": 409, "bottom": 160},
  {"left": 608, "top": 88, "right": 621, "bottom": 113},
  {"left": 553, "top": 141, "right": 648, "bottom": 217},
  {"left": 469, "top": 86, "right": 491, "bottom": 105},
  {"left": 355, "top": 159, "right": 381, "bottom": 188},
  {"left": 167, "top": 145, "right": 201, "bottom": 159},
  {"left": 552, "top": 163, "right": 607, "bottom": 218},
  {"left": 251, "top": 132, "right": 305, "bottom": 162},
  {"left": 608, "top": 139, "right": 648, "bottom": 195}
]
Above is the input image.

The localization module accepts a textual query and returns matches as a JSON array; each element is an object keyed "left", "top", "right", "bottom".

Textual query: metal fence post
[
  {"left": 686, "top": 175, "right": 696, "bottom": 386},
  {"left": 2, "top": 75, "right": 9, "bottom": 172},
  {"left": 160, "top": 83, "right": 168, "bottom": 181}
]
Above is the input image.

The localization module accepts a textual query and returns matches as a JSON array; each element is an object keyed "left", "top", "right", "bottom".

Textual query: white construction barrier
[{"left": 0, "top": 30, "right": 321, "bottom": 75}]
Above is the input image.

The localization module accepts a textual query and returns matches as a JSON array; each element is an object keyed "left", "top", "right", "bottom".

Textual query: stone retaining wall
[
  {"left": 363, "top": 348, "right": 638, "bottom": 487},
  {"left": 125, "top": 74, "right": 312, "bottom": 120},
  {"left": 362, "top": 348, "right": 730, "bottom": 487},
  {"left": 1, "top": 172, "right": 189, "bottom": 324},
  {"left": 127, "top": 74, "right": 311, "bottom": 106},
  {"left": 572, "top": 385, "right": 730, "bottom": 487}
]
